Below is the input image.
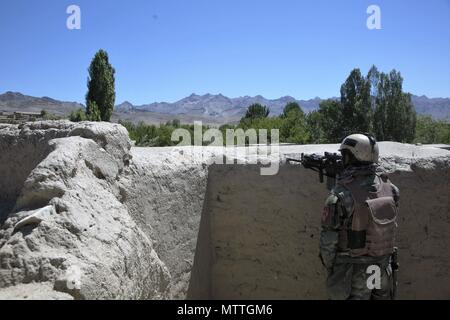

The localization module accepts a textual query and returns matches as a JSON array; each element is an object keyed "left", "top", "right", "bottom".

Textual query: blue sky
[{"left": 0, "top": 0, "right": 449, "bottom": 105}]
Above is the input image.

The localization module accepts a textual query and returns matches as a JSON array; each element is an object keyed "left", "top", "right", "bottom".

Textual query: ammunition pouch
[{"left": 339, "top": 173, "right": 398, "bottom": 257}]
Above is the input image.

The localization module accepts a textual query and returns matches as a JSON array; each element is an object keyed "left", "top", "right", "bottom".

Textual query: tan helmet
[{"left": 339, "top": 134, "right": 379, "bottom": 163}]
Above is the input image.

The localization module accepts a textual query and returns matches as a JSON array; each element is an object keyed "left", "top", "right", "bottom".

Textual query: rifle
[
  {"left": 391, "top": 247, "right": 399, "bottom": 300},
  {"left": 286, "top": 152, "right": 344, "bottom": 190}
]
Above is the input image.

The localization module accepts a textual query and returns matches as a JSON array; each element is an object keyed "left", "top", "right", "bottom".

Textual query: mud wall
[
  {"left": 187, "top": 156, "right": 450, "bottom": 299},
  {"left": 119, "top": 147, "right": 209, "bottom": 299},
  {"left": 0, "top": 125, "right": 53, "bottom": 222},
  {"left": 0, "top": 122, "right": 170, "bottom": 300},
  {"left": 187, "top": 164, "right": 328, "bottom": 299}
]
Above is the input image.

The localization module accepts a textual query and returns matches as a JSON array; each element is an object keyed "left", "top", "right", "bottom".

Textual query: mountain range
[
  {"left": 112, "top": 93, "right": 450, "bottom": 123},
  {"left": 0, "top": 92, "right": 84, "bottom": 116},
  {"left": 1, "top": 91, "right": 449, "bottom": 125},
  {"left": 115, "top": 94, "right": 327, "bottom": 123}
]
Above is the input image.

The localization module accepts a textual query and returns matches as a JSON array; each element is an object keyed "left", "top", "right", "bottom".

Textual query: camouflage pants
[{"left": 326, "top": 256, "right": 393, "bottom": 300}]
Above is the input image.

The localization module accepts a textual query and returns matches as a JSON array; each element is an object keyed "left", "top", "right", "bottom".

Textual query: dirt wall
[{"left": 187, "top": 155, "right": 450, "bottom": 299}]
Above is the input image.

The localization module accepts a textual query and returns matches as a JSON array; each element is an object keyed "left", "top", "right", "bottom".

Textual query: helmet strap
[{"left": 363, "top": 133, "right": 376, "bottom": 151}]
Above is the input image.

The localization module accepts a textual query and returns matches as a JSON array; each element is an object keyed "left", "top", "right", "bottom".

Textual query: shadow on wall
[
  {"left": 0, "top": 135, "right": 54, "bottom": 224},
  {"left": 187, "top": 195, "right": 213, "bottom": 299},
  {"left": 187, "top": 164, "right": 329, "bottom": 299},
  {"left": 187, "top": 161, "right": 450, "bottom": 299}
]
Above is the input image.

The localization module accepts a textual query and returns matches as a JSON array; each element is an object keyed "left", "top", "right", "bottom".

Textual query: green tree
[
  {"left": 367, "top": 65, "right": 380, "bottom": 113},
  {"left": 414, "top": 116, "right": 449, "bottom": 144},
  {"left": 367, "top": 65, "right": 380, "bottom": 94},
  {"left": 247, "top": 116, "right": 283, "bottom": 144},
  {"left": 373, "top": 72, "right": 388, "bottom": 140},
  {"left": 306, "top": 111, "right": 325, "bottom": 143},
  {"left": 86, "top": 49, "right": 116, "bottom": 121},
  {"left": 399, "top": 93, "right": 416, "bottom": 143},
  {"left": 280, "top": 102, "right": 309, "bottom": 143},
  {"left": 374, "top": 70, "right": 416, "bottom": 142},
  {"left": 244, "top": 103, "right": 270, "bottom": 119},
  {"left": 317, "top": 99, "right": 344, "bottom": 143},
  {"left": 69, "top": 108, "right": 87, "bottom": 122},
  {"left": 340, "top": 68, "right": 372, "bottom": 135},
  {"left": 384, "top": 70, "right": 403, "bottom": 141},
  {"left": 86, "top": 100, "right": 102, "bottom": 121},
  {"left": 281, "top": 102, "right": 304, "bottom": 118},
  {"left": 171, "top": 119, "right": 181, "bottom": 127}
]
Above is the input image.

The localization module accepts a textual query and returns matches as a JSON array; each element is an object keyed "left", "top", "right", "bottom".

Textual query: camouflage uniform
[{"left": 319, "top": 164, "right": 400, "bottom": 300}]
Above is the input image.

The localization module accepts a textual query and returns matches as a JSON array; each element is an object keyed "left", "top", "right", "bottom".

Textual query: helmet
[{"left": 339, "top": 134, "right": 379, "bottom": 163}]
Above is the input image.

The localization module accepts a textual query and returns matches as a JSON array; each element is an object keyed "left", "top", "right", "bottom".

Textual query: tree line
[
  {"left": 70, "top": 50, "right": 448, "bottom": 145},
  {"left": 307, "top": 66, "right": 417, "bottom": 143},
  {"left": 222, "top": 65, "right": 424, "bottom": 144}
]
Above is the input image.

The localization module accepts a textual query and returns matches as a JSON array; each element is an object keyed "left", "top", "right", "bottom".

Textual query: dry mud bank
[{"left": 0, "top": 121, "right": 449, "bottom": 299}]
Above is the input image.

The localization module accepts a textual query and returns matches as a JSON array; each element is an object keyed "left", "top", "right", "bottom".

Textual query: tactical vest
[{"left": 337, "top": 172, "right": 398, "bottom": 257}]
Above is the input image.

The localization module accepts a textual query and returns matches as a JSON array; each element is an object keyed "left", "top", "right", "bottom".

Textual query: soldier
[{"left": 319, "top": 134, "right": 400, "bottom": 300}]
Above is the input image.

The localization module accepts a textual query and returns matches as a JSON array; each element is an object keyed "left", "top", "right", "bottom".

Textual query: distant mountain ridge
[
  {"left": 410, "top": 95, "right": 450, "bottom": 121},
  {"left": 0, "top": 92, "right": 84, "bottom": 116},
  {"left": 116, "top": 93, "right": 449, "bottom": 121},
  {"left": 116, "top": 93, "right": 335, "bottom": 119},
  {"left": 1, "top": 91, "right": 449, "bottom": 123}
]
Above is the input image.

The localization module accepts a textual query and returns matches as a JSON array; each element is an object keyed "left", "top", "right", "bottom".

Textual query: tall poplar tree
[{"left": 86, "top": 49, "right": 116, "bottom": 122}]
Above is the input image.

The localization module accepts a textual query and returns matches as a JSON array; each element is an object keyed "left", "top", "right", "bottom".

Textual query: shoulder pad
[
  {"left": 322, "top": 193, "right": 344, "bottom": 228},
  {"left": 331, "top": 186, "right": 353, "bottom": 217}
]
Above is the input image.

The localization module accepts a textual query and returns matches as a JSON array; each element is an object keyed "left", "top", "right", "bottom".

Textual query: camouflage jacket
[{"left": 319, "top": 164, "right": 400, "bottom": 271}]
